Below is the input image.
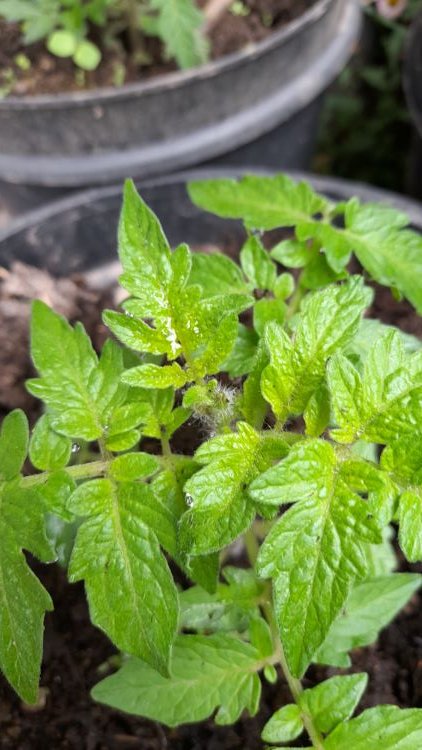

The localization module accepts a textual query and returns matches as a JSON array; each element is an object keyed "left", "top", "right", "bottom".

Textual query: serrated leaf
[
  {"left": 261, "top": 278, "right": 371, "bottom": 422},
  {"left": 112, "top": 182, "right": 252, "bottom": 380},
  {"left": 316, "top": 573, "right": 421, "bottom": 667},
  {"left": 29, "top": 414, "right": 72, "bottom": 471},
  {"left": 299, "top": 673, "right": 368, "bottom": 734},
  {"left": 0, "top": 411, "right": 54, "bottom": 703},
  {"left": 179, "top": 423, "right": 289, "bottom": 555},
  {"left": 188, "top": 175, "right": 330, "bottom": 231},
  {"left": 324, "top": 706, "right": 422, "bottom": 749},
  {"left": 262, "top": 704, "right": 303, "bottom": 743},
  {"left": 296, "top": 198, "right": 422, "bottom": 311},
  {"left": 256, "top": 440, "right": 380, "bottom": 677},
  {"left": 328, "top": 330, "right": 422, "bottom": 444},
  {"left": 343, "top": 201, "right": 422, "bottom": 313},
  {"left": 151, "top": 0, "right": 208, "bottom": 69},
  {"left": 28, "top": 303, "right": 126, "bottom": 441},
  {"left": 68, "top": 479, "right": 178, "bottom": 675},
  {"left": 92, "top": 634, "right": 262, "bottom": 727}
]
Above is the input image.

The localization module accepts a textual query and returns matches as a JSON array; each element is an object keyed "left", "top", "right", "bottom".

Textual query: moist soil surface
[
  {"left": 0, "top": 257, "right": 421, "bottom": 748},
  {"left": 0, "top": 0, "right": 314, "bottom": 97}
]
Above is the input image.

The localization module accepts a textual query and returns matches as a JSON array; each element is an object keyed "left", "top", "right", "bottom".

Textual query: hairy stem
[{"left": 22, "top": 460, "right": 109, "bottom": 487}]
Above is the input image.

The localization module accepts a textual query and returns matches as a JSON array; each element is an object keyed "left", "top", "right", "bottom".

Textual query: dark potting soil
[
  {"left": 0, "top": 257, "right": 421, "bottom": 748},
  {"left": 0, "top": 0, "right": 314, "bottom": 98}
]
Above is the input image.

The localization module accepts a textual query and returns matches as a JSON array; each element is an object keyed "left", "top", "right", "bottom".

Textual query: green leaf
[
  {"left": 343, "top": 201, "right": 422, "bottom": 313},
  {"left": 188, "top": 175, "right": 330, "bottom": 231},
  {"left": 328, "top": 330, "right": 422, "bottom": 444},
  {"left": 271, "top": 238, "right": 310, "bottom": 268},
  {"left": 117, "top": 179, "right": 172, "bottom": 316},
  {"left": 240, "top": 235, "right": 276, "bottom": 290},
  {"left": 68, "top": 479, "right": 178, "bottom": 675},
  {"left": 299, "top": 673, "right": 368, "bottom": 734},
  {"left": 261, "top": 278, "right": 371, "bottom": 422},
  {"left": 38, "top": 470, "right": 76, "bottom": 522},
  {"left": 179, "top": 423, "right": 288, "bottom": 555},
  {"left": 324, "top": 706, "right": 422, "bottom": 749},
  {"left": 180, "top": 587, "right": 250, "bottom": 634},
  {"left": 150, "top": 466, "right": 219, "bottom": 593},
  {"left": 240, "top": 338, "right": 269, "bottom": 428},
  {"left": 122, "top": 362, "right": 188, "bottom": 389},
  {"left": 131, "top": 387, "right": 190, "bottom": 440},
  {"left": 151, "top": 0, "right": 208, "bottom": 69},
  {"left": 112, "top": 182, "right": 252, "bottom": 380},
  {"left": 47, "top": 29, "right": 77, "bottom": 58},
  {"left": 256, "top": 440, "right": 380, "bottom": 677},
  {"left": 262, "top": 704, "right": 304, "bottom": 744},
  {"left": 29, "top": 414, "right": 71, "bottom": 471},
  {"left": 253, "top": 297, "right": 286, "bottom": 337},
  {"left": 381, "top": 440, "right": 422, "bottom": 561},
  {"left": 316, "top": 573, "right": 421, "bottom": 667},
  {"left": 109, "top": 452, "right": 159, "bottom": 482},
  {"left": 222, "top": 324, "right": 259, "bottom": 378},
  {"left": 0, "top": 410, "right": 29, "bottom": 481},
  {"left": 249, "top": 440, "right": 333, "bottom": 507},
  {"left": 73, "top": 39, "right": 101, "bottom": 71},
  {"left": 28, "top": 303, "right": 126, "bottom": 441},
  {"left": 92, "top": 634, "right": 262, "bottom": 727},
  {"left": 304, "top": 383, "right": 330, "bottom": 437},
  {"left": 189, "top": 252, "right": 247, "bottom": 297},
  {"left": 398, "top": 491, "right": 422, "bottom": 563},
  {"left": 180, "top": 569, "right": 265, "bottom": 634},
  {"left": 0, "top": 411, "right": 54, "bottom": 702}
]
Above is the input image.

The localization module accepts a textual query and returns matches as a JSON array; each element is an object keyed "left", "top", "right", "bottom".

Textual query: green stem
[
  {"left": 160, "top": 430, "right": 172, "bottom": 458},
  {"left": 244, "top": 526, "right": 260, "bottom": 566},
  {"left": 285, "top": 269, "right": 307, "bottom": 322},
  {"left": 22, "top": 460, "right": 109, "bottom": 487}
]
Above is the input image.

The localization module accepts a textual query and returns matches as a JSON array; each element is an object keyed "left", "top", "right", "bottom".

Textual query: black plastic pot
[
  {"left": 0, "top": 169, "right": 422, "bottom": 278},
  {"left": 403, "top": 11, "right": 422, "bottom": 199},
  {"left": 0, "top": 0, "right": 360, "bottom": 216}
]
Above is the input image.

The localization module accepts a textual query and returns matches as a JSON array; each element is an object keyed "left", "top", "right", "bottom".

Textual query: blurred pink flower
[{"left": 376, "top": 0, "right": 407, "bottom": 19}]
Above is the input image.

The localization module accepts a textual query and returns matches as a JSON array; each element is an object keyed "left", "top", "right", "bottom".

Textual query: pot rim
[
  {"left": 1, "top": 168, "right": 422, "bottom": 245},
  {"left": 0, "top": 0, "right": 333, "bottom": 109}
]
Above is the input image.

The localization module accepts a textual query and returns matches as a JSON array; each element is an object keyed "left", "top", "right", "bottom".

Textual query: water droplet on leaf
[{"left": 71, "top": 443, "right": 80, "bottom": 454}]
